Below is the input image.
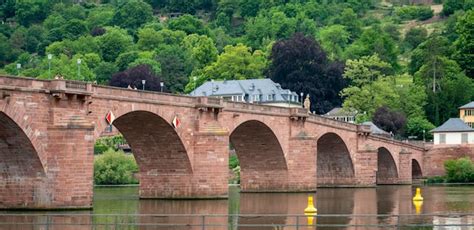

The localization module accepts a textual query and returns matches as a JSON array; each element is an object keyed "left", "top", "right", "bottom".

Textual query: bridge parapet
[
  {"left": 307, "top": 114, "right": 359, "bottom": 132},
  {"left": 223, "top": 101, "right": 291, "bottom": 116}
]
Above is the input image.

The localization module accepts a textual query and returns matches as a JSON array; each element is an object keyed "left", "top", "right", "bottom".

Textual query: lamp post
[
  {"left": 288, "top": 90, "right": 291, "bottom": 108},
  {"left": 300, "top": 92, "right": 304, "bottom": 107},
  {"left": 141, "top": 79, "right": 146, "bottom": 90},
  {"left": 423, "top": 129, "right": 426, "bottom": 142},
  {"left": 193, "top": 76, "right": 197, "bottom": 95},
  {"left": 160, "top": 81, "right": 164, "bottom": 92},
  {"left": 77, "top": 58, "right": 81, "bottom": 79},
  {"left": 16, "top": 63, "right": 21, "bottom": 76},
  {"left": 47, "top": 54, "right": 52, "bottom": 78}
]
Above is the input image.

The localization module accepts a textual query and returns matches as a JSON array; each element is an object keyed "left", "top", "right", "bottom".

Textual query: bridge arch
[
  {"left": 110, "top": 110, "right": 193, "bottom": 197},
  {"left": 412, "top": 159, "right": 422, "bottom": 179},
  {"left": 316, "top": 132, "right": 355, "bottom": 186},
  {"left": 376, "top": 147, "right": 399, "bottom": 184},
  {"left": 229, "top": 120, "right": 288, "bottom": 191},
  {"left": 0, "top": 111, "right": 45, "bottom": 178}
]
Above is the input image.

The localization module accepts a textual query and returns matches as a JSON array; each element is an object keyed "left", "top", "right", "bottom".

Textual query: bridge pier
[
  {"left": 354, "top": 149, "right": 377, "bottom": 186},
  {"left": 287, "top": 136, "right": 317, "bottom": 191}
]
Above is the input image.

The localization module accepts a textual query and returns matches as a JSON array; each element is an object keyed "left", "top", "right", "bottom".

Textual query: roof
[
  {"left": 430, "top": 118, "right": 474, "bottom": 133},
  {"left": 361, "top": 121, "right": 390, "bottom": 135},
  {"left": 459, "top": 101, "right": 474, "bottom": 109},
  {"left": 325, "top": 107, "right": 357, "bottom": 117},
  {"left": 189, "top": 79, "right": 300, "bottom": 103}
]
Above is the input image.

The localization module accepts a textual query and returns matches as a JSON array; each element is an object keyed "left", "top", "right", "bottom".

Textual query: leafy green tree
[
  {"left": 137, "top": 28, "right": 186, "bottom": 51},
  {"left": 25, "top": 25, "right": 46, "bottom": 53},
  {"left": 318, "top": 25, "right": 350, "bottom": 61},
  {"left": 157, "top": 44, "right": 194, "bottom": 93},
  {"left": 268, "top": 33, "right": 346, "bottom": 114},
  {"left": 86, "top": 6, "right": 115, "bottom": 29},
  {"left": 43, "top": 13, "right": 66, "bottom": 30},
  {"left": 331, "top": 8, "right": 362, "bottom": 42},
  {"left": 0, "top": 0, "right": 16, "bottom": 21},
  {"left": 244, "top": 10, "right": 297, "bottom": 49},
  {"left": 52, "top": 3, "right": 86, "bottom": 20},
  {"left": 395, "top": 5, "right": 433, "bottom": 21},
  {"left": 112, "top": 0, "right": 153, "bottom": 31},
  {"left": 343, "top": 54, "right": 393, "bottom": 87},
  {"left": 97, "top": 27, "right": 134, "bottom": 62},
  {"left": 94, "top": 62, "right": 119, "bottom": 85},
  {"left": 0, "top": 34, "right": 13, "bottom": 66},
  {"left": 409, "top": 34, "right": 450, "bottom": 75},
  {"left": 442, "top": 0, "right": 474, "bottom": 16},
  {"left": 185, "top": 43, "right": 267, "bottom": 92},
  {"left": 345, "top": 25, "right": 399, "bottom": 68},
  {"left": 115, "top": 51, "right": 140, "bottom": 71},
  {"left": 62, "top": 19, "right": 89, "bottom": 40},
  {"left": 15, "top": 0, "right": 49, "bottom": 26},
  {"left": 182, "top": 34, "right": 218, "bottom": 68},
  {"left": 167, "top": 14, "right": 210, "bottom": 35},
  {"left": 46, "top": 36, "right": 100, "bottom": 58},
  {"left": 454, "top": 9, "right": 474, "bottom": 78},
  {"left": 405, "top": 116, "right": 435, "bottom": 140},
  {"left": 404, "top": 27, "right": 428, "bottom": 51}
]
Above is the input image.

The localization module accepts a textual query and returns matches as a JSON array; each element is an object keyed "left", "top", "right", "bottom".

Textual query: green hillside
[{"left": 0, "top": 0, "right": 473, "bottom": 140}]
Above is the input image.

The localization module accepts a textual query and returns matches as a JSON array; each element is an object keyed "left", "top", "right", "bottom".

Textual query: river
[{"left": 2, "top": 185, "right": 474, "bottom": 229}]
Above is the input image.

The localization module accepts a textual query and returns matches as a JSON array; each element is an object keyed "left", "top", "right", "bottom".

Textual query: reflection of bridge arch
[
  {"left": 317, "top": 133, "right": 355, "bottom": 186},
  {"left": 230, "top": 120, "right": 288, "bottom": 191},
  {"left": 112, "top": 110, "right": 193, "bottom": 198},
  {"left": 377, "top": 147, "right": 399, "bottom": 184},
  {"left": 412, "top": 159, "right": 423, "bottom": 179}
]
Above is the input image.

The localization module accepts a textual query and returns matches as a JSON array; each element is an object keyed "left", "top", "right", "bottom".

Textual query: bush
[
  {"left": 444, "top": 157, "right": 474, "bottom": 183},
  {"left": 94, "top": 149, "right": 138, "bottom": 185},
  {"left": 426, "top": 176, "right": 445, "bottom": 184},
  {"left": 94, "top": 135, "right": 126, "bottom": 154},
  {"left": 229, "top": 154, "right": 239, "bottom": 169},
  {"left": 395, "top": 6, "right": 434, "bottom": 21}
]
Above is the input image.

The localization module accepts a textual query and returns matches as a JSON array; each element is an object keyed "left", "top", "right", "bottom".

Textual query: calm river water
[{"left": 2, "top": 185, "right": 474, "bottom": 229}]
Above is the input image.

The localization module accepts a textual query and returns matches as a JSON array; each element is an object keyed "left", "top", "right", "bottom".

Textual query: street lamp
[
  {"left": 160, "top": 81, "right": 164, "bottom": 92},
  {"left": 141, "top": 79, "right": 146, "bottom": 90},
  {"left": 423, "top": 129, "right": 426, "bottom": 142},
  {"left": 193, "top": 76, "right": 197, "bottom": 95},
  {"left": 47, "top": 54, "right": 52, "bottom": 78},
  {"left": 16, "top": 63, "right": 21, "bottom": 76},
  {"left": 300, "top": 92, "right": 304, "bottom": 107},
  {"left": 77, "top": 58, "right": 82, "bottom": 79}
]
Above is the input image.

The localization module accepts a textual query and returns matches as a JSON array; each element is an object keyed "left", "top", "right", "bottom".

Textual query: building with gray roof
[
  {"left": 431, "top": 118, "right": 474, "bottom": 145},
  {"left": 189, "top": 79, "right": 302, "bottom": 108}
]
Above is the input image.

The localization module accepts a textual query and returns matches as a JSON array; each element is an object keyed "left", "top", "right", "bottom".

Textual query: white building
[
  {"left": 189, "top": 79, "right": 302, "bottom": 108},
  {"left": 324, "top": 107, "right": 356, "bottom": 123},
  {"left": 431, "top": 118, "right": 474, "bottom": 145}
]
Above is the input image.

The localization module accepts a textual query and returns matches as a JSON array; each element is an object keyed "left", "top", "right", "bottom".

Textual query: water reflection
[{"left": 1, "top": 185, "right": 474, "bottom": 229}]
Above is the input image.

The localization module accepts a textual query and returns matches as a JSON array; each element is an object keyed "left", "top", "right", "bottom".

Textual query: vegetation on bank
[
  {"left": 426, "top": 157, "right": 474, "bottom": 183},
  {"left": 94, "top": 149, "right": 139, "bottom": 185},
  {"left": 229, "top": 154, "right": 240, "bottom": 184},
  {"left": 94, "top": 135, "right": 138, "bottom": 185}
]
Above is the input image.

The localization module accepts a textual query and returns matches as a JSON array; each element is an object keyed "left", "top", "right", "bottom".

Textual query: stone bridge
[{"left": 0, "top": 76, "right": 425, "bottom": 209}]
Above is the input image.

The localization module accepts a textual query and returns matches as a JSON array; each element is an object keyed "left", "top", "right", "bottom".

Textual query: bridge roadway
[{"left": 0, "top": 76, "right": 425, "bottom": 209}]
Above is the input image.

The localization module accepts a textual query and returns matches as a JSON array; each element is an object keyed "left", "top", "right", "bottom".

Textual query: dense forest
[{"left": 0, "top": 0, "right": 473, "bottom": 140}]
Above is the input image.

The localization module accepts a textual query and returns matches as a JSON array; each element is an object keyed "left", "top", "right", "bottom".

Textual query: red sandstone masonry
[{"left": 0, "top": 76, "right": 430, "bottom": 209}]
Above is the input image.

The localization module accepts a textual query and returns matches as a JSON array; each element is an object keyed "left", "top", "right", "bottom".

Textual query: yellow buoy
[
  {"left": 304, "top": 196, "right": 317, "bottom": 214},
  {"left": 413, "top": 188, "right": 424, "bottom": 201},
  {"left": 413, "top": 200, "right": 423, "bottom": 214}
]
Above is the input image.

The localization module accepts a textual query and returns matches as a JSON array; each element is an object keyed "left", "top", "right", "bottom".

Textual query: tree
[
  {"left": 94, "top": 62, "right": 118, "bottom": 85},
  {"left": 373, "top": 106, "right": 407, "bottom": 136},
  {"left": 157, "top": 44, "right": 194, "bottom": 93},
  {"left": 409, "top": 34, "right": 450, "bottom": 75},
  {"left": 62, "top": 19, "right": 88, "bottom": 40},
  {"left": 404, "top": 27, "right": 428, "bottom": 51},
  {"left": 345, "top": 25, "right": 399, "bottom": 68},
  {"left": 187, "top": 43, "right": 266, "bottom": 91},
  {"left": 112, "top": 0, "right": 153, "bottom": 31},
  {"left": 109, "top": 64, "right": 165, "bottom": 92},
  {"left": 331, "top": 8, "right": 362, "bottom": 42},
  {"left": 97, "top": 27, "right": 134, "bottom": 62},
  {"left": 454, "top": 9, "right": 474, "bottom": 78},
  {"left": 182, "top": 34, "right": 218, "bottom": 68},
  {"left": 267, "top": 33, "right": 346, "bottom": 114},
  {"left": 442, "top": 0, "right": 473, "bottom": 16},
  {"left": 406, "top": 116, "right": 435, "bottom": 140},
  {"left": 86, "top": 6, "right": 115, "bottom": 29},
  {"left": 137, "top": 28, "right": 186, "bottom": 51},
  {"left": 15, "top": 0, "right": 49, "bottom": 26},
  {"left": 167, "top": 14, "right": 210, "bottom": 36},
  {"left": 343, "top": 54, "right": 393, "bottom": 87},
  {"left": 318, "top": 25, "right": 350, "bottom": 61}
]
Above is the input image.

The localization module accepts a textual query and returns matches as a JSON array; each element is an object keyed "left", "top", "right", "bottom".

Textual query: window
[
  {"left": 468, "top": 122, "right": 474, "bottom": 128},
  {"left": 252, "top": 94, "right": 260, "bottom": 102},
  {"left": 439, "top": 134, "right": 446, "bottom": 144},
  {"left": 232, "top": 95, "right": 243, "bottom": 102},
  {"left": 267, "top": 94, "right": 275, "bottom": 101},
  {"left": 462, "top": 133, "right": 468, "bottom": 144}
]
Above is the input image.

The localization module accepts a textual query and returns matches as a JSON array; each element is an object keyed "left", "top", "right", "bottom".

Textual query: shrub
[
  {"left": 444, "top": 157, "right": 474, "bottom": 183},
  {"left": 94, "top": 135, "right": 126, "bottom": 154},
  {"left": 395, "top": 6, "right": 434, "bottom": 21},
  {"left": 426, "top": 176, "right": 445, "bottom": 184},
  {"left": 229, "top": 154, "right": 239, "bottom": 169},
  {"left": 94, "top": 149, "right": 139, "bottom": 185}
]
